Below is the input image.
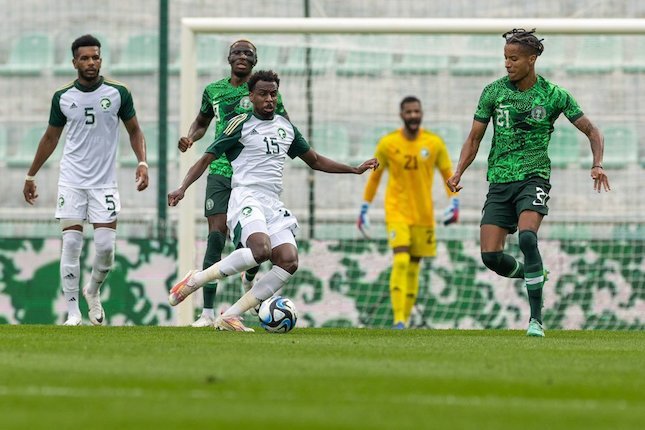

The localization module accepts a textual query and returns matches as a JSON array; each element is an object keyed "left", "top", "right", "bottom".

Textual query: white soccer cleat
[
  {"left": 63, "top": 315, "right": 82, "bottom": 326},
  {"left": 83, "top": 287, "right": 105, "bottom": 326},
  {"left": 191, "top": 314, "right": 215, "bottom": 327},
  {"left": 214, "top": 315, "right": 255, "bottom": 332},
  {"left": 168, "top": 270, "right": 200, "bottom": 306}
]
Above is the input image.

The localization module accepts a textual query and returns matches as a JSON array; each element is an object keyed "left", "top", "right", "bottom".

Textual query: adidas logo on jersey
[
  {"left": 250, "top": 129, "right": 259, "bottom": 135},
  {"left": 70, "top": 103, "right": 78, "bottom": 109}
]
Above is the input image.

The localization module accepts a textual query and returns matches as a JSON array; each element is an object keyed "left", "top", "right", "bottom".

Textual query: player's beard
[
  {"left": 79, "top": 68, "right": 100, "bottom": 83},
  {"left": 404, "top": 119, "right": 421, "bottom": 133}
]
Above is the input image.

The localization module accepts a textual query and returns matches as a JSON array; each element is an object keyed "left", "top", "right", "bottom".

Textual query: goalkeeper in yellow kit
[{"left": 357, "top": 96, "right": 459, "bottom": 329}]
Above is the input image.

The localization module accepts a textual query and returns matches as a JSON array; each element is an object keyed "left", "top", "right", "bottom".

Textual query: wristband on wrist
[
  {"left": 25, "top": 174, "right": 36, "bottom": 182},
  {"left": 592, "top": 165, "right": 603, "bottom": 169},
  {"left": 138, "top": 161, "right": 149, "bottom": 168}
]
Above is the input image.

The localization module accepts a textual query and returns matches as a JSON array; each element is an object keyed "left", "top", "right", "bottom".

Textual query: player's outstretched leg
[
  {"left": 169, "top": 247, "right": 260, "bottom": 306},
  {"left": 168, "top": 270, "right": 201, "bottom": 306}
]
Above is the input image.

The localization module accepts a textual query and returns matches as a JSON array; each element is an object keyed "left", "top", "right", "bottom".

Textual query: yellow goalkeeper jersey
[{"left": 362, "top": 127, "right": 456, "bottom": 226}]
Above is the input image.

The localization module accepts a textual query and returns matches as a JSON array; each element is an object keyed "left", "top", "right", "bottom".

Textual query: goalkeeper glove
[
  {"left": 443, "top": 198, "right": 459, "bottom": 226},
  {"left": 357, "top": 202, "right": 370, "bottom": 238}
]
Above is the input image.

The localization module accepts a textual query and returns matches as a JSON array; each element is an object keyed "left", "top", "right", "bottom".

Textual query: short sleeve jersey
[
  {"left": 200, "top": 77, "right": 287, "bottom": 177},
  {"left": 205, "top": 113, "right": 309, "bottom": 196},
  {"left": 373, "top": 128, "right": 453, "bottom": 226},
  {"left": 49, "top": 77, "right": 136, "bottom": 188},
  {"left": 474, "top": 75, "right": 583, "bottom": 183}
]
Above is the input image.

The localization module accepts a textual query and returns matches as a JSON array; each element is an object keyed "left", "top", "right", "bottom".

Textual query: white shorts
[
  {"left": 55, "top": 185, "right": 121, "bottom": 223},
  {"left": 227, "top": 187, "right": 299, "bottom": 247}
]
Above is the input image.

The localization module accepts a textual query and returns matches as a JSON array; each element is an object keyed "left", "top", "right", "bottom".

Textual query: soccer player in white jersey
[
  {"left": 168, "top": 70, "right": 378, "bottom": 331},
  {"left": 22, "top": 34, "right": 149, "bottom": 326}
]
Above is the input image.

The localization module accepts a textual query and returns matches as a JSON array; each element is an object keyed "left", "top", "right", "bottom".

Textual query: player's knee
[
  {"left": 518, "top": 230, "right": 538, "bottom": 255},
  {"left": 94, "top": 228, "right": 116, "bottom": 268},
  {"left": 207, "top": 214, "right": 228, "bottom": 235},
  {"left": 62, "top": 230, "right": 84, "bottom": 256},
  {"left": 274, "top": 253, "right": 298, "bottom": 274},
  {"left": 481, "top": 251, "right": 503, "bottom": 271},
  {"left": 392, "top": 252, "right": 410, "bottom": 271},
  {"left": 248, "top": 238, "right": 271, "bottom": 263}
]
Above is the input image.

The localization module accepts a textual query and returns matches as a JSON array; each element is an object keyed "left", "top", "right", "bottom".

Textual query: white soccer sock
[
  {"left": 193, "top": 248, "right": 258, "bottom": 286},
  {"left": 61, "top": 230, "right": 83, "bottom": 316},
  {"left": 223, "top": 266, "right": 293, "bottom": 317},
  {"left": 222, "top": 291, "right": 261, "bottom": 317},
  {"left": 87, "top": 227, "right": 116, "bottom": 295}
]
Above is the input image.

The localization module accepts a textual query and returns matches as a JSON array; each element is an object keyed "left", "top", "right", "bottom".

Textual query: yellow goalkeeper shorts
[{"left": 386, "top": 223, "right": 436, "bottom": 257}]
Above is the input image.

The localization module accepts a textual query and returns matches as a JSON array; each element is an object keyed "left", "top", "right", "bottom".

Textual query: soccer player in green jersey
[
  {"left": 447, "top": 29, "right": 610, "bottom": 337},
  {"left": 178, "top": 40, "right": 287, "bottom": 327}
]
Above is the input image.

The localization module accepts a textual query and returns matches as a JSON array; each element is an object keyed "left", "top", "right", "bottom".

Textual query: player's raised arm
[
  {"left": 23, "top": 125, "right": 64, "bottom": 205},
  {"left": 179, "top": 112, "right": 212, "bottom": 153},
  {"left": 446, "top": 120, "right": 488, "bottom": 192},
  {"left": 572, "top": 115, "right": 610, "bottom": 193},
  {"left": 299, "top": 149, "right": 378, "bottom": 174}
]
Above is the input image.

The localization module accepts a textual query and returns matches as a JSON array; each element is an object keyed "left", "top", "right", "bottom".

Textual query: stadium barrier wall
[{"left": 1, "top": 238, "right": 642, "bottom": 329}]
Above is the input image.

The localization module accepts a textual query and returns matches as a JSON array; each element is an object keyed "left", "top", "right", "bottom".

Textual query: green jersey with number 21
[{"left": 474, "top": 75, "right": 583, "bottom": 184}]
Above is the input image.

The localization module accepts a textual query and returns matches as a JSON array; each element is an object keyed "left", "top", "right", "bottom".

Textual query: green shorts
[
  {"left": 480, "top": 176, "right": 551, "bottom": 233},
  {"left": 204, "top": 173, "right": 232, "bottom": 217}
]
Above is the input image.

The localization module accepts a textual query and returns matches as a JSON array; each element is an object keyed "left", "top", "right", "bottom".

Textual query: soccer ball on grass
[{"left": 258, "top": 296, "right": 297, "bottom": 333}]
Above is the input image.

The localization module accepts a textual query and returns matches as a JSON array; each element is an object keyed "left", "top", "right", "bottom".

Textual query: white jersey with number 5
[
  {"left": 49, "top": 77, "right": 136, "bottom": 189},
  {"left": 206, "top": 113, "right": 310, "bottom": 197}
]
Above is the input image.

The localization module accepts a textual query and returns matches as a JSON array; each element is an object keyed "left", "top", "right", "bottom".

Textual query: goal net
[{"left": 177, "top": 18, "right": 645, "bottom": 329}]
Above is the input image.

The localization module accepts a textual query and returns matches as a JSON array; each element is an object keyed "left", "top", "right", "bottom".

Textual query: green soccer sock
[
  {"left": 202, "top": 231, "right": 226, "bottom": 310},
  {"left": 481, "top": 251, "right": 524, "bottom": 278},
  {"left": 519, "top": 230, "right": 544, "bottom": 323}
]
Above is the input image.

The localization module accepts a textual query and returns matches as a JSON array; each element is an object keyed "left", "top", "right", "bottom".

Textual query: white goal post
[{"left": 176, "top": 17, "right": 645, "bottom": 325}]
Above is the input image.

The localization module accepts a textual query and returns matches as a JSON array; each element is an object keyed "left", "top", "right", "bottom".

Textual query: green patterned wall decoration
[{"left": 0, "top": 238, "right": 642, "bottom": 329}]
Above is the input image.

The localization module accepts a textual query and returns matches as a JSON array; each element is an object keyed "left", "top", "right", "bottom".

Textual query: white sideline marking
[{"left": 0, "top": 385, "right": 635, "bottom": 411}]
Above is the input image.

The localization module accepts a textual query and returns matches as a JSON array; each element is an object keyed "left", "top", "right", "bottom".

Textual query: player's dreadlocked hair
[{"left": 502, "top": 28, "right": 544, "bottom": 56}]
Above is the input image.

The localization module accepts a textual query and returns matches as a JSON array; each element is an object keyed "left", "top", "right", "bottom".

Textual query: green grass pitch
[{"left": 1, "top": 326, "right": 643, "bottom": 430}]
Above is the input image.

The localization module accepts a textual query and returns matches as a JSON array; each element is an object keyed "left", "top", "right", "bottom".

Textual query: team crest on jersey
[
  {"left": 277, "top": 128, "right": 287, "bottom": 139},
  {"left": 242, "top": 206, "right": 253, "bottom": 217},
  {"left": 239, "top": 96, "right": 252, "bottom": 110},
  {"left": 420, "top": 148, "right": 430, "bottom": 159},
  {"left": 531, "top": 106, "right": 546, "bottom": 121},
  {"left": 206, "top": 199, "right": 214, "bottom": 211},
  {"left": 100, "top": 97, "right": 112, "bottom": 110},
  {"left": 58, "top": 196, "right": 65, "bottom": 208}
]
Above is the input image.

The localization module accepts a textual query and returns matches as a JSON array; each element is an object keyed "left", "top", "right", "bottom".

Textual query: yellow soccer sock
[
  {"left": 390, "top": 252, "right": 410, "bottom": 324},
  {"left": 403, "top": 260, "right": 421, "bottom": 325}
]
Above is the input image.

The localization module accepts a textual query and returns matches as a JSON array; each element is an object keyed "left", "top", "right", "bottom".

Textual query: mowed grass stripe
[{"left": 0, "top": 326, "right": 643, "bottom": 430}]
